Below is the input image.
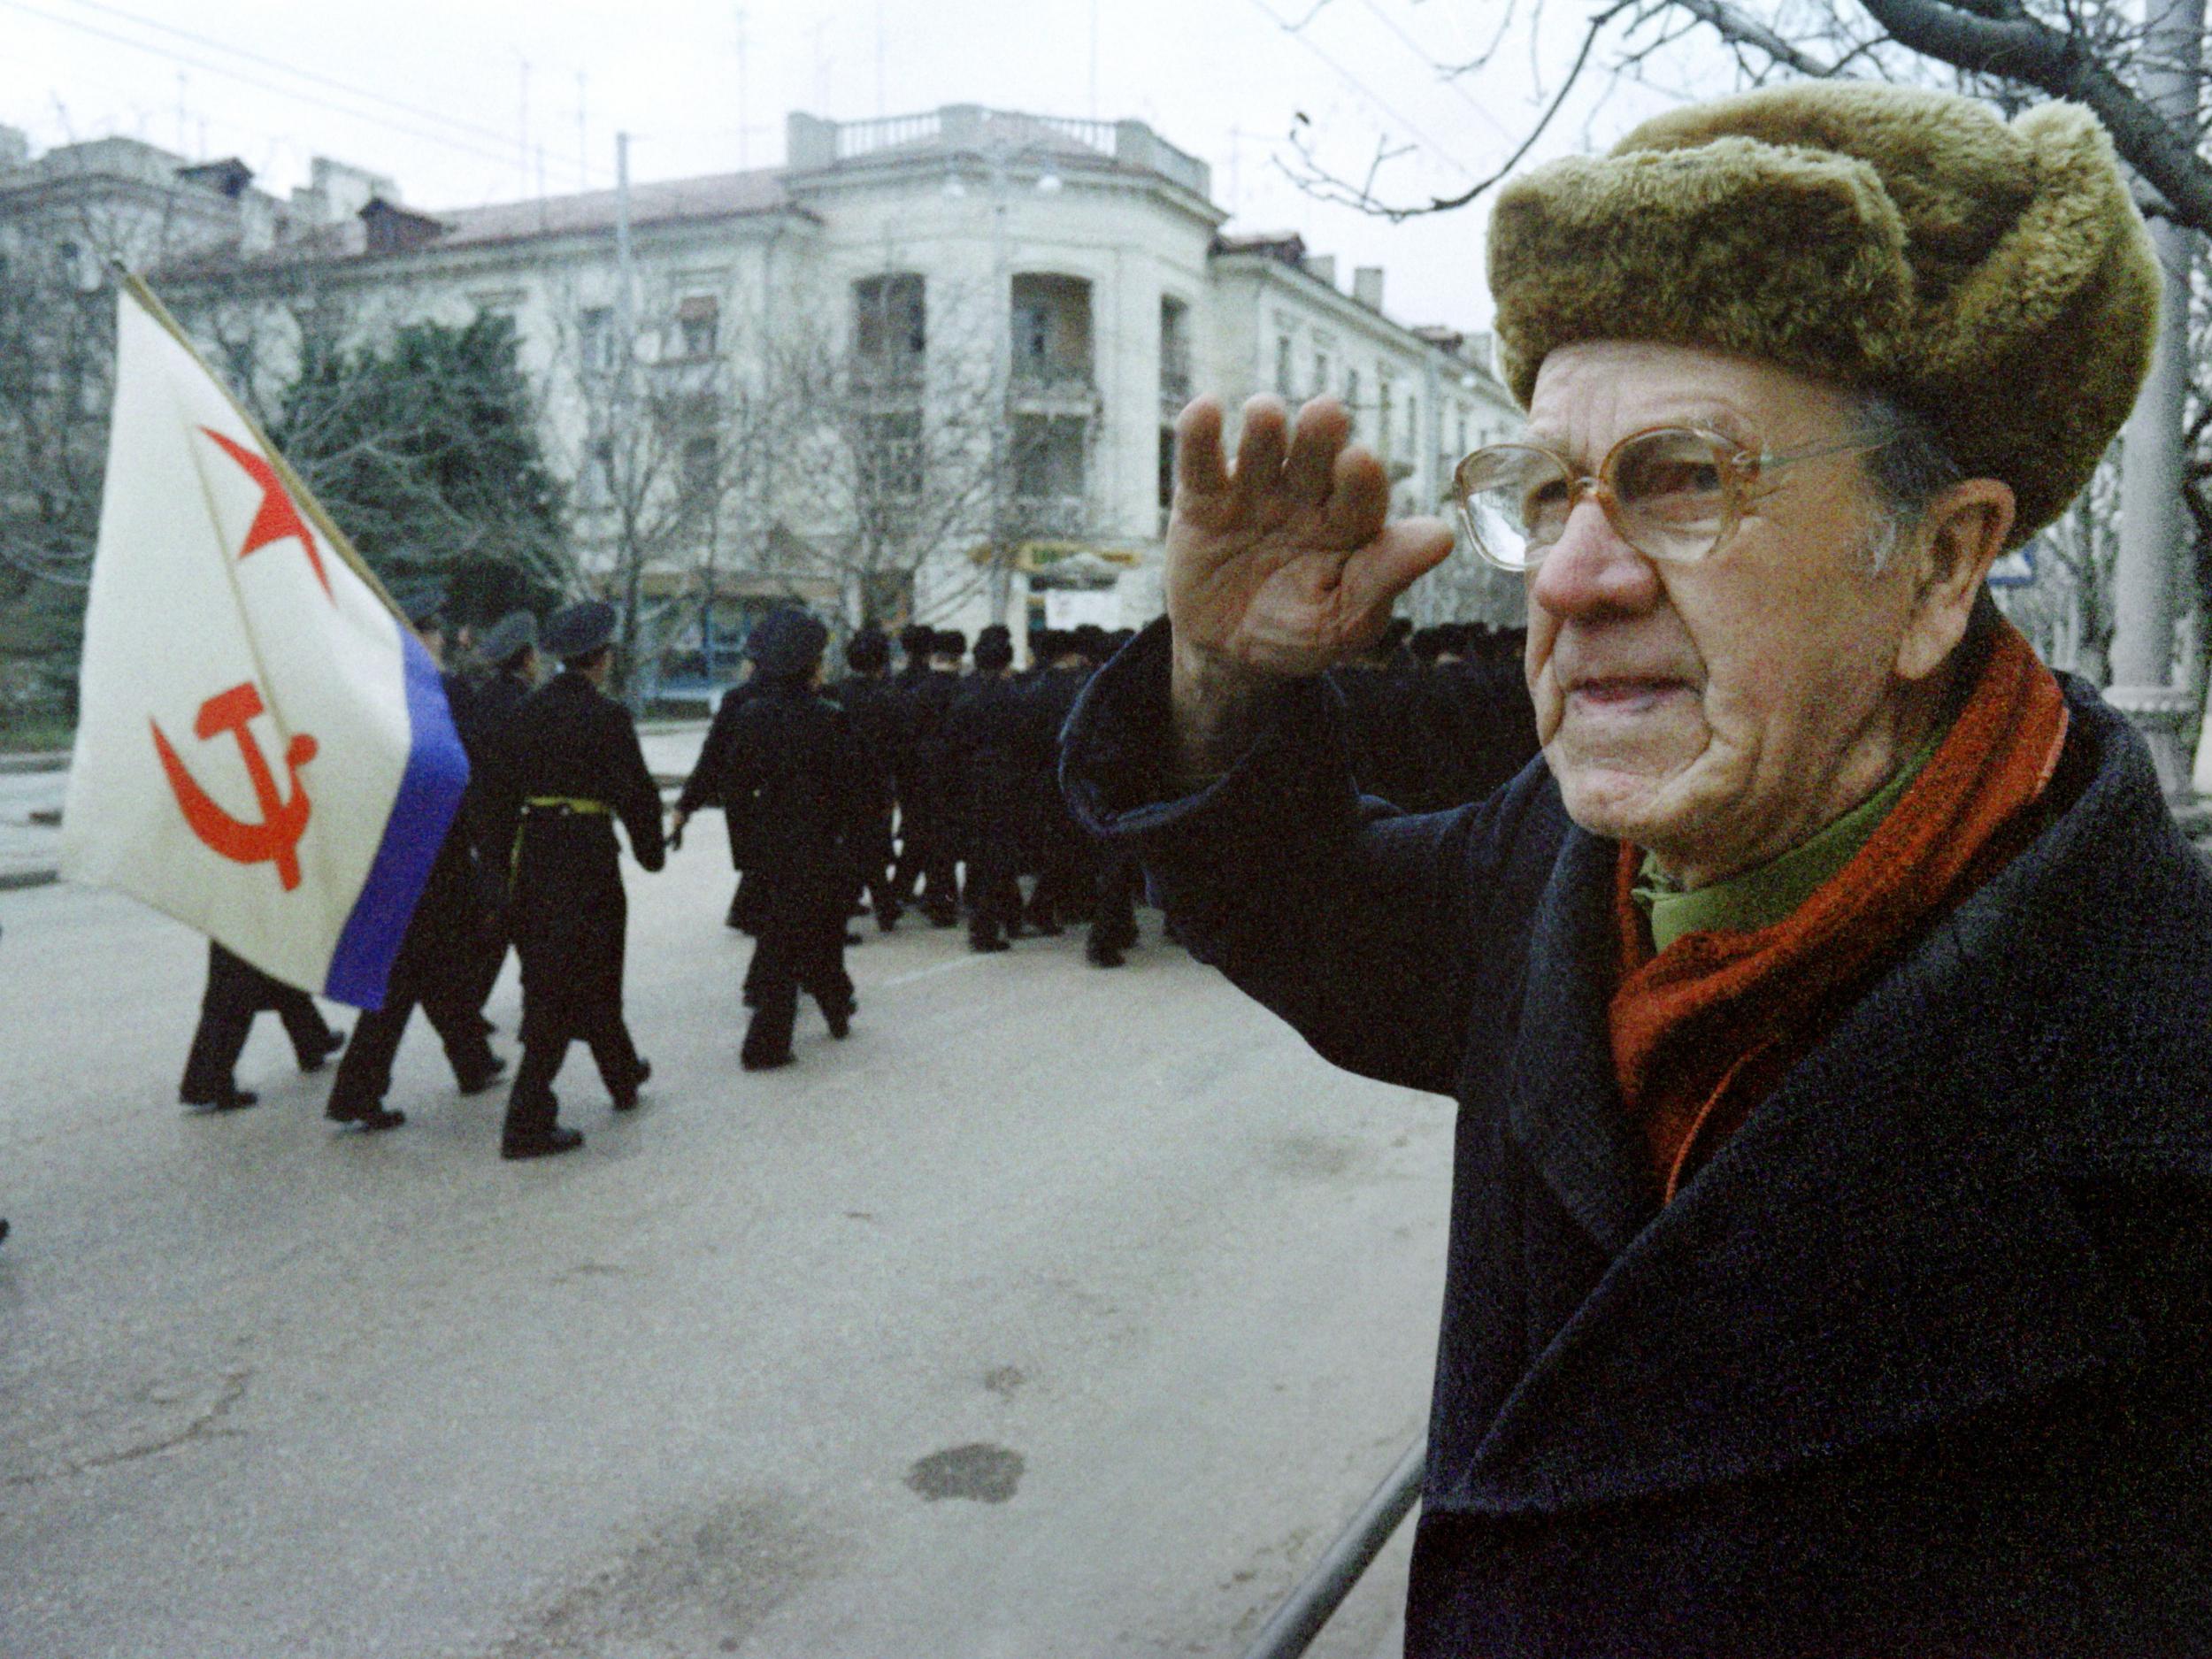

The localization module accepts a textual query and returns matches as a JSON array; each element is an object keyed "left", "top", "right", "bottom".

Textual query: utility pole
[
  {"left": 2113, "top": 0, "right": 2204, "bottom": 796},
  {"left": 987, "top": 149, "right": 1015, "bottom": 630},
  {"left": 734, "top": 8, "right": 750, "bottom": 169},
  {"left": 518, "top": 55, "right": 533, "bottom": 198},
  {"left": 614, "top": 130, "right": 645, "bottom": 704}
]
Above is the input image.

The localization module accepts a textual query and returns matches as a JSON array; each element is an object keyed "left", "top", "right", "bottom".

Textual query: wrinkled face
[{"left": 1524, "top": 342, "right": 1924, "bottom": 883}]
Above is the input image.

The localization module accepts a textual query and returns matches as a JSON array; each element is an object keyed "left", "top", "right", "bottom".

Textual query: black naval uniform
[
  {"left": 891, "top": 664, "right": 963, "bottom": 924},
  {"left": 692, "top": 677, "right": 765, "bottom": 932},
  {"left": 459, "top": 663, "right": 535, "bottom": 1011},
  {"left": 180, "top": 942, "right": 344, "bottom": 1110},
  {"left": 323, "top": 668, "right": 503, "bottom": 1129},
  {"left": 941, "top": 669, "right": 1032, "bottom": 950},
  {"left": 1022, "top": 661, "right": 1095, "bottom": 933},
  {"left": 686, "top": 674, "right": 874, "bottom": 1067},
  {"left": 496, "top": 668, "right": 666, "bottom": 1149},
  {"left": 828, "top": 671, "right": 905, "bottom": 930},
  {"left": 321, "top": 774, "right": 502, "bottom": 1129}
]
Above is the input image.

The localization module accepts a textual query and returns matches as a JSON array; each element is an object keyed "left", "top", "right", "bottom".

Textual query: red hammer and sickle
[{"left": 151, "top": 682, "right": 319, "bottom": 891}]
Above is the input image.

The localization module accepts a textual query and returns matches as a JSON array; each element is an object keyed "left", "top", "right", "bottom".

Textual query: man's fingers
[
  {"left": 1284, "top": 397, "right": 1350, "bottom": 508},
  {"left": 1338, "top": 518, "right": 1456, "bottom": 620},
  {"left": 1228, "top": 396, "right": 1290, "bottom": 511},
  {"left": 1318, "top": 444, "right": 1393, "bottom": 548},
  {"left": 1173, "top": 396, "right": 1230, "bottom": 500}
]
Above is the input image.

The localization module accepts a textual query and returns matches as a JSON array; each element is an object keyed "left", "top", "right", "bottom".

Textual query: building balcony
[
  {"left": 849, "top": 355, "right": 927, "bottom": 401},
  {"left": 787, "top": 105, "right": 1213, "bottom": 202},
  {"left": 1004, "top": 494, "right": 1093, "bottom": 539},
  {"left": 1008, "top": 364, "right": 1097, "bottom": 412}
]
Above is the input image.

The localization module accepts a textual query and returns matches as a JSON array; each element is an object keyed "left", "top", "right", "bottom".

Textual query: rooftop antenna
[
  {"left": 810, "top": 19, "right": 832, "bottom": 115},
  {"left": 735, "top": 7, "right": 751, "bottom": 168},
  {"left": 517, "top": 53, "right": 533, "bottom": 196},
  {"left": 1225, "top": 124, "right": 1263, "bottom": 215}
]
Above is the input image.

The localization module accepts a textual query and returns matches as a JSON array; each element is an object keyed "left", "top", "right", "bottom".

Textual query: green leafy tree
[{"left": 274, "top": 311, "right": 575, "bottom": 625}]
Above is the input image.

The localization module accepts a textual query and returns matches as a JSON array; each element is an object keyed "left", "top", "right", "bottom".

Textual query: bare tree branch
[
  {"left": 1665, "top": 0, "right": 1844, "bottom": 75},
  {"left": 1855, "top": 0, "right": 2212, "bottom": 230},
  {"left": 1285, "top": 0, "right": 1637, "bottom": 219}
]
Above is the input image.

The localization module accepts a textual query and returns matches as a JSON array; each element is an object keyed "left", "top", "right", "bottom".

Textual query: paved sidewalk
[{"left": 0, "top": 769, "right": 65, "bottom": 889}]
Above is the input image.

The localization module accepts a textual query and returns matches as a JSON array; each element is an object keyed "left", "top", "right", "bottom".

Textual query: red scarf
[{"left": 1610, "top": 619, "right": 2070, "bottom": 1202}]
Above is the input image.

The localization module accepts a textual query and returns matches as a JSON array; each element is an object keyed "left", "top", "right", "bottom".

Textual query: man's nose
[{"left": 1526, "top": 495, "right": 1663, "bottom": 618}]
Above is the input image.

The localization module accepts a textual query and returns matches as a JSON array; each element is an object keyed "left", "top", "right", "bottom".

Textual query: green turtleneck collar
[{"left": 1632, "top": 734, "right": 1940, "bottom": 954}]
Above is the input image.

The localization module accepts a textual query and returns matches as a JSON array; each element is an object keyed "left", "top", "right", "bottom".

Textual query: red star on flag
[{"left": 201, "top": 427, "right": 332, "bottom": 599}]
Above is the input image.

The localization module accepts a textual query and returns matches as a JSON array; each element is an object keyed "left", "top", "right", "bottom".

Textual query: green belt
[{"left": 511, "top": 795, "right": 611, "bottom": 888}]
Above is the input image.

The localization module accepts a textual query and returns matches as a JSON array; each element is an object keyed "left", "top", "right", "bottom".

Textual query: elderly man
[{"left": 1062, "top": 84, "right": 2212, "bottom": 1650}]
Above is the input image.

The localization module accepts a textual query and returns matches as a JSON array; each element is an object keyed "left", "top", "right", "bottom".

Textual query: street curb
[
  {"left": 0, "top": 869, "right": 59, "bottom": 891},
  {"left": 0, "top": 751, "right": 70, "bottom": 775}
]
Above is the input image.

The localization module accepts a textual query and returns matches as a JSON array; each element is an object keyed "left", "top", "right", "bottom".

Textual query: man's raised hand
[{"left": 1167, "top": 396, "right": 1454, "bottom": 695}]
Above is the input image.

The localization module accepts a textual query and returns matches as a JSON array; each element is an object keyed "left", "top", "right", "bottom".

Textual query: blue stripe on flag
[{"left": 323, "top": 621, "right": 471, "bottom": 1010}]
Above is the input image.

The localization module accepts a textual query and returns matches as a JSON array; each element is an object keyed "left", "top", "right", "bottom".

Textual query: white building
[{"left": 7, "top": 108, "right": 1524, "bottom": 679}]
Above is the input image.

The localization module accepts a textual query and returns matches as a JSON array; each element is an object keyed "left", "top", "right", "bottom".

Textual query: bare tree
[
  {"left": 0, "top": 168, "right": 234, "bottom": 729},
  {"left": 1277, "top": 0, "right": 2212, "bottom": 682},
  {"left": 760, "top": 265, "right": 1105, "bottom": 634},
  {"left": 1284, "top": 4, "right": 2212, "bottom": 231},
  {"left": 538, "top": 269, "right": 795, "bottom": 699}
]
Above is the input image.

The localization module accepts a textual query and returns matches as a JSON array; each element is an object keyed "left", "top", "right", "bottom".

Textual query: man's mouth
[{"left": 1566, "top": 676, "right": 1691, "bottom": 714}]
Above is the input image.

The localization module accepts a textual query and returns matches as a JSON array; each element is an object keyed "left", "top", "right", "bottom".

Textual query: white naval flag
[{"left": 59, "top": 278, "right": 469, "bottom": 1010}]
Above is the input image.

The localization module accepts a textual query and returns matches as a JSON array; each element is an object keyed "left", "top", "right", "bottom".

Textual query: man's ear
[{"left": 1893, "top": 479, "right": 2015, "bottom": 683}]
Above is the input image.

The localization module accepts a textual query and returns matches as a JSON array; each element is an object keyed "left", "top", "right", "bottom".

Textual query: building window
[
  {"left": 1313, "top": 351, "right": 1329, "bottom": 397},
  {"left": 583, "top": 434, "right": 616, "bottom": 507},
  {"left": 1158, "top": 426, "right": 1176, "bottom": 511},
  {"left": 1010, "top": 273, "right": 1094, "bottom": 388},
  {"left": 1455, "top": 408, "right": 1470, "bottom": 457},
  {"left": 677, "top": 295, "right": 719, "bottom": 360},
  {"left": 580, "top": 307, "right": 615, "bottom": 374},
  {"left": 853, "top": 273, "right": 926, "bottom": 382},
  {"left": 1345, "top": 368, "right": 1361, "bottom": 432},
  {"left": 1159, "top": 295, "right": 1192, "bottom": 403},
  {"left": 680, "top": 433, "right": 719, "bottom": 511},
  {"left": 860, "top": 410, "right": 924, "bottom": 499},
  {"left": 1012, "top": 413, "right": 1087, "bottom": 501},
  {"left": 1379, "top": 380, "right": 1394, "bottom": 451},
  {"left": 1405, "top": 394, "right": 1418, "bottom": 453},
  {"left": 1275, "top": 335, "right": 1293, "bottom": 395}
]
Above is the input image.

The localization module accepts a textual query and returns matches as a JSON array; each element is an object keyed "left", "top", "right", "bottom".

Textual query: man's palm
[{"left": 1168, "top": 396, "right": 1455, "bottom": 680}]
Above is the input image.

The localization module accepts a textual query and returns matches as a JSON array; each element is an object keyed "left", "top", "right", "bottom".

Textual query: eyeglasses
[{"left": 1450, "top": 425, "right": 1895, "bottom": 572}]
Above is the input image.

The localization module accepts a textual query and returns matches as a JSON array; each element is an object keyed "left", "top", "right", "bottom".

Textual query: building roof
[
  {"left": 165, "top": 165, "right": 800, "bottom": 275},
  {"left": 433, "top": 168, "right": 795, "bottom": 249}
]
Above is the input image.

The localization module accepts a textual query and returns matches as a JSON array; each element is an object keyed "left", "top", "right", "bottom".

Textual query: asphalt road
[{"left": 0, "top": 826, "right": 1448, "bottom": 1657}]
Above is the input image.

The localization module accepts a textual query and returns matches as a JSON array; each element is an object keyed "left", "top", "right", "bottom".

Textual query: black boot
[
  {"left": 502, "top": 1125, "right": 583, "bottom": 1159},
  {"left": 184, "top": 1084, "right": 259, "bottom": 1114}
]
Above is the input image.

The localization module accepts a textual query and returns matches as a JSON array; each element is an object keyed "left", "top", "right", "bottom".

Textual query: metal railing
[
  {"left": 1238, "top": 1437, "right": 1425, "bottom": 1659},
  {"left": 820, "top": 105, "right": 1212, "bottom": 200}
]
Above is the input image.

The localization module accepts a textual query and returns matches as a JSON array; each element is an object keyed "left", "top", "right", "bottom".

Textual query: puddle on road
[{"left": 905, "top": 1441, "right": 1025, "bottom": 1503}]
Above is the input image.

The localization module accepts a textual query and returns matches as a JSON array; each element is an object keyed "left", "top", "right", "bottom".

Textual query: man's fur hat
[{"left": 1487, "top": 82, "right": 2159, "bottom": 544}]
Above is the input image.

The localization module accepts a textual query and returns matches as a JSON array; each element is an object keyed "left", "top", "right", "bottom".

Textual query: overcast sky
[{"left": 1, "top": 0, "right": 1716, "bottom": 332}]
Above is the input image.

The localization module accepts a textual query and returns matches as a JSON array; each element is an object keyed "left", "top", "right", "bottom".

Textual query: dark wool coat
[
  {"left": 941, "top": 673, "right": 1033, "bottom": 856},
  {"left": 682, "top": 679, "right": 764, "bottom": 872},
  {"left": 1061, "top": 618, "right": 2212, "bottom": 1658},
  {"left": 693, "top": 680, "right": 876, "bottom": 889},
  {"left": 493, "top": 671, "right": 666, "bottom": 1048}
]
